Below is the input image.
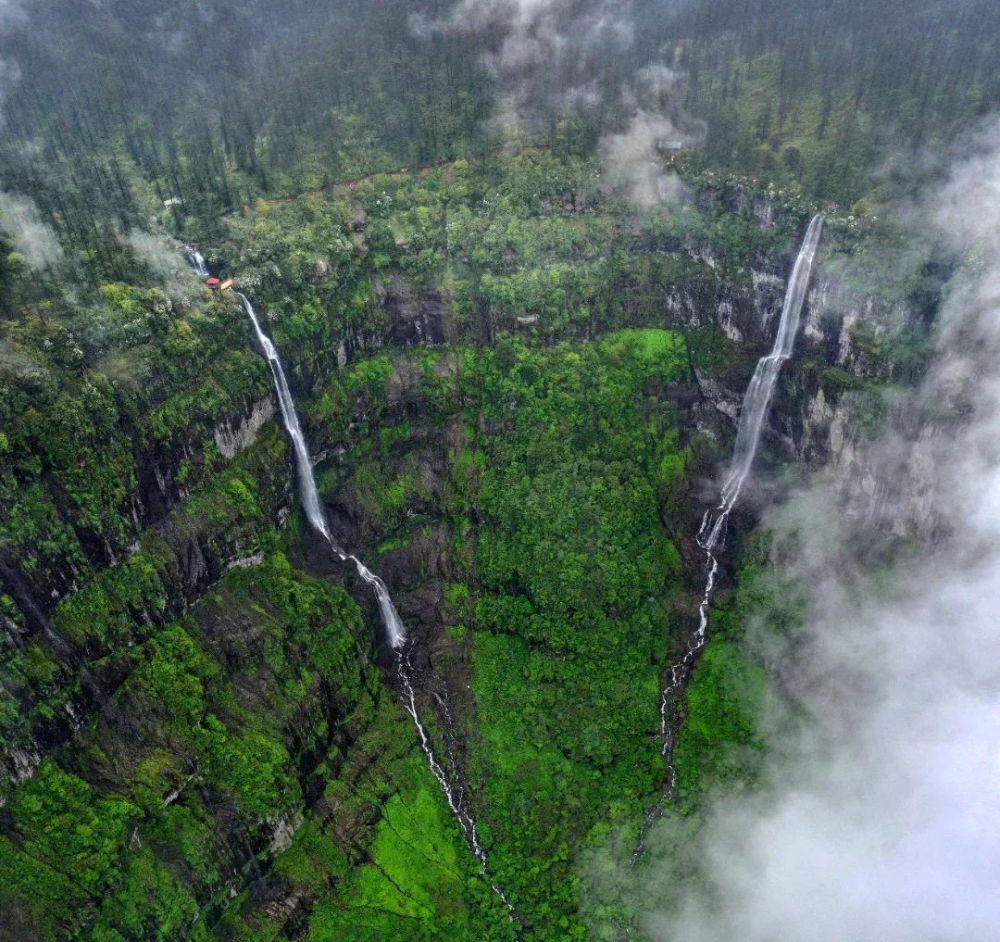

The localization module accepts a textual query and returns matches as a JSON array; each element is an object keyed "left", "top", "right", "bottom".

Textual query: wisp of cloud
[
  {"left": 412, "top": 0, "right": 696, "bottom": 210},
  {"left": 0, "top": 190, "right": 62, "bottom": 269},
  {"left": 633, "top": 118, "right": 1000, "bottom": 942}
]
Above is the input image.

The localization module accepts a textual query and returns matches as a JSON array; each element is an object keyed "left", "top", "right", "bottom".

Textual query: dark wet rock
[{"left": 380, "top": 273, "right": 446, "bottom": 347}]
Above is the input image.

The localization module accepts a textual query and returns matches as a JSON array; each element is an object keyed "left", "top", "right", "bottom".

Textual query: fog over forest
[{"left": 0, "top": 2, "right": 996, "bottom": 941}]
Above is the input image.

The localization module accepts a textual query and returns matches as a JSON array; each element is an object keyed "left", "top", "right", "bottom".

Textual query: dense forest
[
  {"left": 0, "top": 1, "right": 996, "bottom": 940},
  {"left": 0, "top": 0, "right": 997, "bottom": 252}
]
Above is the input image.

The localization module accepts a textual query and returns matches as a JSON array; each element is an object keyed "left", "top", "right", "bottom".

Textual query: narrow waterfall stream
[
  {"left": 631, "top": 216, "right": 823, "bottom": 868},
  {"left": 659, "top": 214, "right": 824, "bottom": 786},
  {"left": 223, "top": 284, "right": 516, "bottom": 918},
  {"left": 186, "top": 246, "right": 209, "bottom": 277},
  {"left": 235, "top": 293, "right": 407, "bottom": 647}
]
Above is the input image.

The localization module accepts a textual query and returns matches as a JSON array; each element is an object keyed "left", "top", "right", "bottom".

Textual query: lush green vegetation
[
  {"left": 0, "top": 135, "right": 896, "bottom": 937},
  {"left": 0, "top": 300, "right": 718, "bottom": 940},
  {"left": 298, "top": 753, "right": 512, "bottom": 942},
  {"left": 439, "top": 333, "right": 691, "bottom": 937},
  {"left": 0, "top": 0, "right": 957, "bottom": 937},
  {"left": 1, "top": 550, "right": 358, "bottom": 935},
  {"left": 579, "top": 544, "right": 811, "bottom": 939},
  {"left": 0, "top": 0, "right": 993, "bottom": 251},
  {"left": 670, "top": 547, "right": 808, "bottom": 813},
  {"left": 0, "top": 541, "right": 515, "bottom": 940},
  {"left": 301, "top": 331, "right": 707, "bottom": 939}
]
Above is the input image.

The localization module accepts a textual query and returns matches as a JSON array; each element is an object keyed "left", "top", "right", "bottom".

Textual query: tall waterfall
[
  {"left": 237, "top": 293, "right": 406, "bottom": 649},
  {"left": 222, "top": 284, "right": 514, "bottom": 917},
  {"left": 661, "top": 214, "right": 824, "bottom": 774},
  {"left": 699, "top": 213, "right": 825, "bottom": 553}
]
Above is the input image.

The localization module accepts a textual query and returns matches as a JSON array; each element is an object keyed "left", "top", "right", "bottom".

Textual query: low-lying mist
[
  {"left": 596, "top": 118, "right": 1000, "bottom": 942},
  {"left": 0, "top": 190, "right": 61, "bottom": 269}
]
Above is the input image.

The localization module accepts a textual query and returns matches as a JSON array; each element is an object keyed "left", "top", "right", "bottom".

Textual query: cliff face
[
  {"left": 0, "top": 180, "right": 925, "bottom": 940},
  {"left": 691, "top": 232, "right": 927, "bottom": 506}
]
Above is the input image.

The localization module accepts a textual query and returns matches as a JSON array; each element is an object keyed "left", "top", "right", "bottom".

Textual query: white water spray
[
  {"left": 217, "top": 280, "right": 515, "bottom": 919},
  {"left": 186, "top": 246, "right": 209, "bottom": 277},
  {"left": 661, "top": 214, "right": 824, "bottom": 769}
]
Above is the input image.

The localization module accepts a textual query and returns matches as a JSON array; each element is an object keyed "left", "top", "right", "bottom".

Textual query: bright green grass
[
  {"left": 306, "top": 754, "right": 513, "bottom": 942},
  {"left": 601, "top": 327, "right": 688, "bottom": 369}
]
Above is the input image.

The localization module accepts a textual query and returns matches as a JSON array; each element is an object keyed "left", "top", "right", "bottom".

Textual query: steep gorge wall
[
  {"left": 0, "top": 187, "right": 921, "bottom": 939},
  {"left": 0, "top": 212, "right": 907, "bottom": 792}
]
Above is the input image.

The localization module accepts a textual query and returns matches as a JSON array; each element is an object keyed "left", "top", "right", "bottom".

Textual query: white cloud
[
  {"left": 0, "top": 0, "right": 26, "bottom": 31},
  {"left": 412, "top": 0, "right": 634, "bottom": 135},
  {"left": 599, "top": 110, "right": 688, "bottom": 209},
  {"left": 414, "top": 1, "right": 700, "bottom": 210},
  {"left": 0, "top": 191, "right": 62, "bottom": 269},
  {"left": 126, "top": 230, "right": 195, "bottom": 287},
  {"left": 632, "top": 117, "right": 1000, "bottom": 942}
]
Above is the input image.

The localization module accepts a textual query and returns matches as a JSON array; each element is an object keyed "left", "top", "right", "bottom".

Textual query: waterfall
[
  {"left": 660, "top": 214, "right": 824, "bottom": 771},
  {"left": 211, "top": 277, "right": 516, "bottom": 919},
  {"left": 236, "top": 292, "right": 331, "bottom": 541},
  {"left": 630, "top": 215, "right": 824, "bottom": 873},
  {"left": 186, "top": 246, "right": 209, "bottom": 277},
  {"left": 236, "top": 292, "right": 407, "bottom": 649},
  {"left": 699, "top": 213, "right": 825, "bottom": 553},
  {"left": 397, "top": 649, "right": 517, "bottom": 916}
]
